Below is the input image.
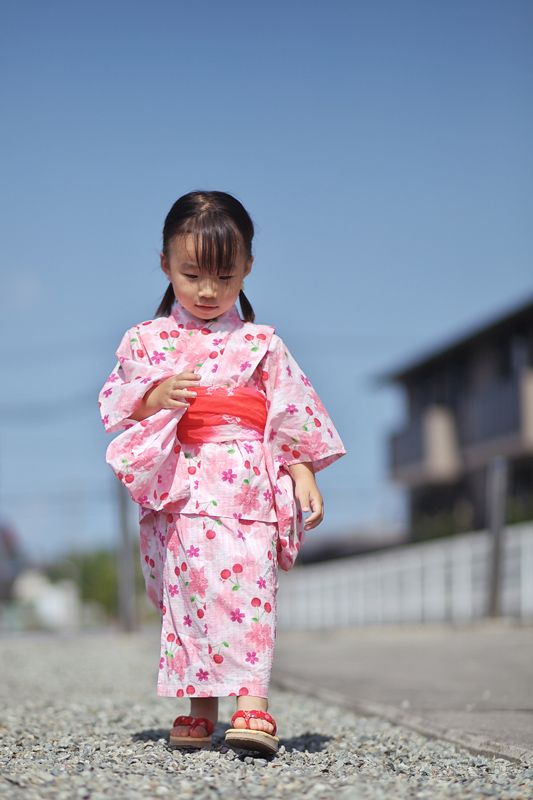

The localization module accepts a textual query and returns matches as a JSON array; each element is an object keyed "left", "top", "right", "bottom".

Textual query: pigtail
[
  {"left": 239, "top": 289, "right": 255, "bottom": 323},
  {"left": 154, "top": 283, "right": 175, "bottom": 318}
]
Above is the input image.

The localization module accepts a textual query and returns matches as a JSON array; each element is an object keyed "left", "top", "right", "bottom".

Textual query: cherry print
[
  {"left": 117, "top": 472, "right": 123, "bottom": 480},
  {"left": 197, "top": 609, "right": 204, "bottom": 618},
  {"left": 174, "top": 566, "right": 180, "bottom": 576},
  {"left": 244, "top": 334, "right": 254, "bottom": 341},
  {"left": 251, "top": 597, "right": 261, "bottom": 607},
  {"left": 160, "top": 492, "right": 169, "bottom": 501},
  {"left": 160, "top": 331, "right": 169, "bottom": 340},
  {"left": 167, "top": 633, "right": 175, "bottom": 642},
  {"left": 314, "top": 418, "right": 322, "bottom": 427},
  {"left": 213, "top": 654, "right": 224, "bottom": 664},
  {"left": 239, "top": 687, "right": 249, "bottom": 695},
  {"left": 136, "top": 349, "right": 145, "bottom": 358},
  {"left": 253, "top": 466, "right": 260, "bottom": 475},
  {"left": 206, "top": 529, "right": 216, "bottom": 540},
  {"left": 170, "top": 330, "right": 180, "bottom": 338},
  {"left": 209, "top": 351, "right": 218, "bottom": 359},
  {"left": 281, "top": 444, "right": 291, "bottom": 452},
  {"left": 188, "top": 466, "right": 197, "bottom": 475},
  {"left": 291, "top": 450, "right": 300, "bottom": 459},
  {"left": 176, "top": 689, "right": 184, "bottom": 697},
  {"left": 220, "top": 569, "right": 231, "bottom": 579},
  {"left": 264, "top": 602, "right": 272, "bottom": 613},
  {"left": 186, "top": 685, "right": 195, "bottom": 695},
  {"left": 305, "top": 405, "right": 313, "bottom": 415},
  {"left": 181, "top": 562, "right": 187, "bottom": 572},
  {"left": 232, "top": 563, "right": 243, "bottom": 574}
]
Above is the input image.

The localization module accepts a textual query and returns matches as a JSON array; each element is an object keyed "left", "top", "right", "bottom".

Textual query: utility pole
[
  {"left": 116, "top": 480, "right": 138, "bottom": 632},
  {"left": 486, "top": 455, "right": 508, "bottom": 618}
]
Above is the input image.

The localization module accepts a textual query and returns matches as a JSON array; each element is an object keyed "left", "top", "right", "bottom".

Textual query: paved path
[{"left": 272, "top": 619, "right": 533, "bottom": 764}]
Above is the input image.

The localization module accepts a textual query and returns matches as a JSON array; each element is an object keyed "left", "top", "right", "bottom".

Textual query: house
[{"left": 374, "top": 294, "right": 533, "bottom": 541}]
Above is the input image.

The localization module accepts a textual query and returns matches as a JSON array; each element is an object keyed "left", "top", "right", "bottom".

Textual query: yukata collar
[{"left": 169, "top": 298, "right": 244, "bottom": 333}]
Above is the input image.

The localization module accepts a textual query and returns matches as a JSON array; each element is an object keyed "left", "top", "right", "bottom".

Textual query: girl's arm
[{"left": 287, "top": 462, "right": 322, "bottom": 531}]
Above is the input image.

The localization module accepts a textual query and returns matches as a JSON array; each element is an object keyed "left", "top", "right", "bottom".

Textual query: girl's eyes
[{"left": 184, "top": 274, "right": 234, "bottom": 281}]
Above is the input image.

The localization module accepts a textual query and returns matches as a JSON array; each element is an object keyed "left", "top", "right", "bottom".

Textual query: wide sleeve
[
  {"left": 260, "top": 333, "right": 347, "bottom": 572},
  {"left": 98, "top": 326, "right": 173, "bottom": 433},
  {"left": 261, "top": 333, "right": 347, "bottom": 479}
]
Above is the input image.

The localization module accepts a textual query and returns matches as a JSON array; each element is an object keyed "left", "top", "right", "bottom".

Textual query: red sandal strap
[
  {"left": 230, "top": 709, "right": 277, "bottom": 736},
  {"left": 172, "top": 715, "right": 214, "bottom": 734}
]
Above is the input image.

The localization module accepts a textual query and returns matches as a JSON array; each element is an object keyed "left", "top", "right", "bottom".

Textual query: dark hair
[{"left": 155, "top": 190, "right": 256, "bottom": 322}]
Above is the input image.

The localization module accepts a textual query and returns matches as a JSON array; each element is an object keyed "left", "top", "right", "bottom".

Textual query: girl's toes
[
  {"left": 233, "top": 717, "right": 246, "bottom": 729},
  {"left": 189, "top": 723, "right": 208, "bottom": 738}
]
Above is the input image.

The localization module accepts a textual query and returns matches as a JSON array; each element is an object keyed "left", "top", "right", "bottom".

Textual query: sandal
[
  {"left": 169, "top": 715, "right": 215, "bottom": 748},
  {"left": 224, "top": 709, "right": 279, "bottom": 754}
]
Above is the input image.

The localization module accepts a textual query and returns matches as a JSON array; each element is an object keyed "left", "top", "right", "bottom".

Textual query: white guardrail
[{"left": 276, "top": 522, "right": 533, "bottom": 630}]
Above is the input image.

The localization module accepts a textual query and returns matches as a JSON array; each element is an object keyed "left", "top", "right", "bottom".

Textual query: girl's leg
[
  {"left": 234, "top": 695, "right": 275, "bottom": 734},
  {"left": 173, "top": 696, "right": 219, "bottom": 738}
]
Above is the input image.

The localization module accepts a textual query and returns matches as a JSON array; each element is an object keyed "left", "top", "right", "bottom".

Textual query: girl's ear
[
  {"left": 160, "top": 251, "right": 170, "bottom": 278},
  {"left": 244, "top": 255, "right": 254, "bottom": 277}
]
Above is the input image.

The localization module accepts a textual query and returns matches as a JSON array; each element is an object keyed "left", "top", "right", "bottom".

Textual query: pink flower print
[
  {"left": 168, "top": 584, "right": 179, "bottom": 597},
  {"left": 246, "top": 622, "right": 273, "bottom": 652},
  {"left": 246, "top": 651, "right": 259, "bottom": 664},
  {"left": 102, "top": 414, "right": 109, "bottom": 426},
  {"left": 188, "top": 566, "right": 208, "bottom": 597},
  {"left": 107, "top": 373, "right": 119, "bottom": 383},
  {"left": 103, "top": 388, "right": 113, "bottom": 398},
  {"left": 183, "top": 614, "right": 192, "bottom": 627},
  {"left": 237, "top": 530, "right": 245, "bottom": 541},
  {"left": 230, "top": 608, "right": 245, "bottom": 623},
  {"left": 234, "top": 485, "right": 261, "bottom": 515},
  {"left": 141, "top": 377, "right": 152, "bottom": 384},
  {"left": 186, "top": 545, "right": 200, "bottom": 558},
  {"left": 302, "top": 375, "right": 311, "bottom": 387},
  {"left": 196, "top": 668, "right": 209, "bottom": 681},
  {"left": 263, "top": 489, "right": 272, "bottom": 503},
  {"left": 240, "top": 360, "right": 252, "bottom": 372},
  {"left": 222, "top": 468, "right": 237, "bottom": 484},
  {"left": 298, "top": 430, "right": 329, "bottom": 456},
  {"left": 268, "top": 427, "right": 277, "bottom": 442},
  {"left": 151, "top": 350, "right": 166, "bottom": 364},
  {"left": 256, "top": 576, "right": 267, "bottom": 589},
  {"left": 286, "top": 403, "right": 298, "bottom": 414}
]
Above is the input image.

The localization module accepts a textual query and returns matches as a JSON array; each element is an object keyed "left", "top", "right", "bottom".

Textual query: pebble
[{"left": 0, "top": 629, "right": 531, "bottom": 799}]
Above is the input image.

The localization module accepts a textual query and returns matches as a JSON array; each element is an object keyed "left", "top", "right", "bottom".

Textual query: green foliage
[{"left": 43, "top": 539, "right": 148, "bottom": 619}]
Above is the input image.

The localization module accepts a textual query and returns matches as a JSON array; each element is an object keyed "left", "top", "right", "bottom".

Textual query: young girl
[{"left": 98, "top": 190, "right": 346, "bottom": 755}]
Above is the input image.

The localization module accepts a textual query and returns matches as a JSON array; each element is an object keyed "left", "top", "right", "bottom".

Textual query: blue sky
[{"left": 1, "top": 0, "right": 532, "bottom": 562}]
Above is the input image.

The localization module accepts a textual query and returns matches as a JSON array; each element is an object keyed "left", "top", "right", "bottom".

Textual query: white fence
[{"left": 277, "top": 522, "right": 533, "bottom": 630}]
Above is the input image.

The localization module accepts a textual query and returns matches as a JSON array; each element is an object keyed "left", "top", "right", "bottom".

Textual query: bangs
[{"left": 184, "top": 214, "right": 241, "bottom": 275}]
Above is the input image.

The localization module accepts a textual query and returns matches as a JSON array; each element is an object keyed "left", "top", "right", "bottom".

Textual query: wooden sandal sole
[
  {"left": 224, "top": 728, "right": 279, "bottom": 754},
  {"left": 169, "top": 732, "right": 213, "bottom": 748}
]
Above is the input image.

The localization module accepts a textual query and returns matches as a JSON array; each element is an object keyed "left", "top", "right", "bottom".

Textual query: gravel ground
[{"left": 1, "top": 629, "right": 532, "bottom": 799}]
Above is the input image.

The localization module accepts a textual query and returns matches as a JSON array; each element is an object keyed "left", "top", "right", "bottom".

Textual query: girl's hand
[
  {"left": 131, "top": 371, "right": 201, "bottom": 420},
  {"left": 145, "top": 370, "right": 201, "bottom": 412},
  {"left": 291, "top": 472, "right": 324, "bottom": 531}
]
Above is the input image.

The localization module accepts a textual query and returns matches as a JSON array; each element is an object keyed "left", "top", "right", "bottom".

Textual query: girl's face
[{"left": 160, "top": 233, "right": 253, "bottom": 320}]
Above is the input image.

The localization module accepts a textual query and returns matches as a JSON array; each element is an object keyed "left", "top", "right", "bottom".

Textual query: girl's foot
[
  {"left": 171, "top": 717, "right": 214, "bottom": 738},
  {"left": 232, "top": 714, "right": 275, "bottom": 735},
  {"left": 225, "top": 709, "right": 279, "bottom": 754}
]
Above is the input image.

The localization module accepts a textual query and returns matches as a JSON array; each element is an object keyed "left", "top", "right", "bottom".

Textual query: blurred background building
[{"left": 377, "top": 293, "right": 533, "bottom": 541}]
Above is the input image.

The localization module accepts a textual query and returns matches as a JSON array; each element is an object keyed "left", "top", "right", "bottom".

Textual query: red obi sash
[{"left": 175, "top": 386, "right": 267, "bottom": 444}]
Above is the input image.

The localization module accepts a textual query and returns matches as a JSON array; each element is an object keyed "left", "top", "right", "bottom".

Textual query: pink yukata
[{"left": 98, "top": 299, "right": 346, "bottom": 699}]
